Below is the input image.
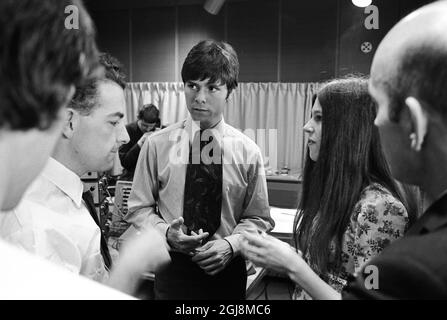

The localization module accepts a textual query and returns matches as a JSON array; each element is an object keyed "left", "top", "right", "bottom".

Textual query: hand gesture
[
  {"left": 241, "top": 231, "right": 303, "bottom": 275},
  {"left": 166, "top": 217, "right": 209, "bottom": 255},
  {"left": 192, "top": 239, "right": 233, "bottom": 275}
]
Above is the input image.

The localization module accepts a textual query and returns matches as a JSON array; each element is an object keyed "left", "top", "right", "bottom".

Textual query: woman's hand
[
  {"left": 241, "top": 231, "right": 304, "bottom": 276},
  {"left": 242, "top": 231, "right": 341, "bottom": 300}
]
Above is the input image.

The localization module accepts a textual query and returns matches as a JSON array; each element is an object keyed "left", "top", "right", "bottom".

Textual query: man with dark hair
[
  {"left": 119, "top": 103, "right": 161, "bottom": 180},
  {"left": 0, "top": 0, "right": 169, "bottom": 299},
  {"left": 0, "top": 0, "right": 100, "bottom": 211},
  {"left": 0, "top": 52, "right": 132, "bottom": 281},
  {"left": 127, "top": 40, "right": 273, "bottom": 299},
  {"left": 0, "top": 0, "right": 131, "bottom": 298},
  {"left": 342, "top": 0, "right": 447, "bottom": 299}
]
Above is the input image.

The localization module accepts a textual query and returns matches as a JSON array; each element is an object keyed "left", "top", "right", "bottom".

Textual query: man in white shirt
[
  {"left": 1, "top": 52, "right": 133, "bottom": 282},
  {"left": 0, "top": 0, "right": 131, "bottom": 299},
  {"left": 0, "top": 0, "right": 169, "bottom": 299}
]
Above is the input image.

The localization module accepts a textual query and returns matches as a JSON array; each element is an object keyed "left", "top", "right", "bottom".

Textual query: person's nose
[
  {"left": 117, "top": 123, "right": 130, "bottom": 145},
  {"left": 374, "top": 113, "right": 383, "bottom": 128},
  {"left": 303, "top": 120, "right": 314, "bottom": 134},
  {"left": 194, "top": 88, "right": 206, "bottom": 104}
]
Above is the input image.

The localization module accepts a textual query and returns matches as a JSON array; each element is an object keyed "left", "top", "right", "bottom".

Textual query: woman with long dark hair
[{"left": 242, "top": 77, "right": 416, "bottom": 299}]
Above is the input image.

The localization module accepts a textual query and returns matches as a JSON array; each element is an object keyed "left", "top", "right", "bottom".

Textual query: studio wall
[{"left": 88, "top": 0, "right": 433, "bottom": 83}]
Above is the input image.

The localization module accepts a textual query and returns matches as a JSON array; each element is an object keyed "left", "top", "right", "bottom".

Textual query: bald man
[{"left": 343, "top": 0, "right": 447, "bottom": 299}]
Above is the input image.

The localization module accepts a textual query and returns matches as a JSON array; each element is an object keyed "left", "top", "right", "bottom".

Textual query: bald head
[{"left": 371, "top": 0, "right": 447, "bottom": 121}]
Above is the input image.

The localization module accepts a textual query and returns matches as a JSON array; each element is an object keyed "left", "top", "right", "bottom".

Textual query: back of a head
[
  {"left": 181, "top": 40, "right": 239, "bottom": 97},
  {"left": 69, "top": 52, "right": 126, "bottom": 114},
  {"left": 0, "top": 0, "right": 100, "bottom": 131},
  {"left": 373, "top": 0, "right": 447, "bottom": 122}
]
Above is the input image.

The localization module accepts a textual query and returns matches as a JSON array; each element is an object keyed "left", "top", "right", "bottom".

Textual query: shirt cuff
[{"left": 224, "top": 234, "right": 243, "bottom": 256}]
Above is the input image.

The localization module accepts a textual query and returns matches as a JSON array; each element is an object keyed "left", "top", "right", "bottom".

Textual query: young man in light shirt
[{"left": 126, "top": 40, "right": 274, "bottom": 299}]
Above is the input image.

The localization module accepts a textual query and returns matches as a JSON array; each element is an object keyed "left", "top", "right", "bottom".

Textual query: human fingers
[
  {"left": 244, "top": 250, "right": 266, "bottom": 268},
  {"left": 191, "top": 247, "right": 215, "bottom": 262},
  {"left": 170, "top": 217, "right": 184, "bottom": 230},
  {"left": 243, "top": 242, "right": 265, "bottom": 258},
  {"left": 194, "top": 240, "right": 213, "bottom": 252},
  {"left": 180, "top": 232, "right": 209, "bottom": 245},
  {"left": 177, "top": 236, "right": 209, "bottom": 253},
  {"left": 242, "top": 231, "right": 270, "bottom": 248}
]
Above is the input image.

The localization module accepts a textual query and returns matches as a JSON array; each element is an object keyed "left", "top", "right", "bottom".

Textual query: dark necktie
[
  {"left": 82, "top": 191, "right": 112, "bottom": 269},
  {"left": 183, "top": 130, "right": 223, "bottom": 240}
]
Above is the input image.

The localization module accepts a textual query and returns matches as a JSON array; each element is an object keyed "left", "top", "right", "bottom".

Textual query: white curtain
[{"left": 125, "top": 82, "right": 321, "bottom": 174}]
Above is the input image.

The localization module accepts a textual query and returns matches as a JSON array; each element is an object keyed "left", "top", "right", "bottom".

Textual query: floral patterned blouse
[{"left": 293, "top": 183, "right": 409, "bottom": 300}]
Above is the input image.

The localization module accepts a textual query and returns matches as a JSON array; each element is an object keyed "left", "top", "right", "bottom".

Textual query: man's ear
[
  {"left": 62, "top": 108, "right": 78, "bottom": 139},
  {"left": 405, "top": 97, "right": 428, "bottom": 152}
]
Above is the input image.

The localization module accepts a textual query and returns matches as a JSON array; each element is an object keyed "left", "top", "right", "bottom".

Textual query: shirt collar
[
  {"left": 41, "top": 157, "right": 84, "bottom": 208},
  {"left": 184, "top": 114, "right": 226, "bottom": 146}
]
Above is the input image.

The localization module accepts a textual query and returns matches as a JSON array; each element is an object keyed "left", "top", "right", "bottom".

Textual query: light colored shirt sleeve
[
  {"left": 0, "top": 202, "right": 108, "bottom": 283},
  {"left": 0, "top": 204, "right": 82, "bottom": 274},
  {"left": 0, "top": 240, "right": 133, "bottom": 299},
  {"left": 225, "top": 148, "right": 274, "bottom": 254},
  {"left": 126, "top": 137, "right": 169, "bottom": 236}
]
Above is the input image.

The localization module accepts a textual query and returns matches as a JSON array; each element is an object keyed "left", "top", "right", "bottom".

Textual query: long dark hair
[{"left": 293, "top": 77, "right": 413, "bottom": 276}]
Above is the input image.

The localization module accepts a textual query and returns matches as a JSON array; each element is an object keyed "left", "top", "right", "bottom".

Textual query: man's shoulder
[
  {"left": 0, "top": 197, "right": 59, "bottom": 239},
  {"left": 21, "top": 173, "right": 53, "bottom": 202},
  {"left": 343, "top": 229, "right": 447, "bottom": 299},
  {"left": 223, "top": 123, "right": 262, "bottom": 154},
  {"left": 384, "top": 228, "right": 447, "bottom": 255},
  {"left": 148, "top": 120, "right": 186, "bottom": 142},
  {"left": 366, "top": 228, "right": 447, "bottom": 279},
  {"left": 20, "top": 174, "right": 74, "bottom": 217}
]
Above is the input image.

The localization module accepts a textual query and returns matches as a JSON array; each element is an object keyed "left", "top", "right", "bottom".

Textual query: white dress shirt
[
  {"left": 0, "top": 158, "right": 107, "bottom": 282},
  {"left": 0, "top": 240, "right": 132, "bottom": 300}
]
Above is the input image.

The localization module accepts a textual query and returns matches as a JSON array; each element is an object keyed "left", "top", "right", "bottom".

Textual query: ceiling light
[
  {"left": 352, "top": 0, "right": 372, "bottom": 8},
  {"left": 204, "top": 0, "right": 226, "bottom": 15}
]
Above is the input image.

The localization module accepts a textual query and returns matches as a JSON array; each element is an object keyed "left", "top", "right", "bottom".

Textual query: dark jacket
[{"left": 119, "top": 121, "right": 144, "bottom": 180}]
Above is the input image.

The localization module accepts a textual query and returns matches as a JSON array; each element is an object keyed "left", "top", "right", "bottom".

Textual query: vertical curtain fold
[{"left": 125, "top": 82, "right": 320, "bottom": 174}]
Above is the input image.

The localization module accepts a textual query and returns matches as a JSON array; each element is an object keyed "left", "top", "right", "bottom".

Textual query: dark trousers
[{"left": 154, "top": 252, "right": 247, "bottom": 300}]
